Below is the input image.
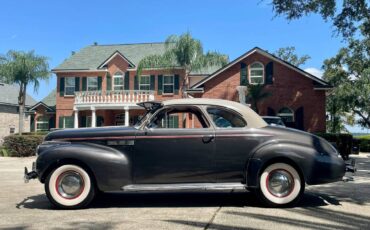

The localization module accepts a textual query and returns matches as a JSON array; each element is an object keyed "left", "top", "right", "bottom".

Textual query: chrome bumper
[
  {"left": 345, "top": 158, "right": 356, "bottom": 173},
  {"left": 24, "top": 162, "right": 38, "bottom": 183}
]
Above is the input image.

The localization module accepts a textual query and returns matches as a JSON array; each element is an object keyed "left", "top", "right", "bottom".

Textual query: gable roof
[
  {"left": 191, "top": 47, "right": 331, "bottom": 89},
  {"left": 29, "top": 89, "right": 56, "bottom": 112},
  {"left": 52, "top": 42, "right": 172, "bottom": 71},
  {"left": 0, "top": 83, "right": 37, "bottom": 107}
]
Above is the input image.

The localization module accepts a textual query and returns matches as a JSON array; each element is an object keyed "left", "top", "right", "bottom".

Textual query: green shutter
[
  {"left": 240, "top": 63, "right": 248, "bottom": 86},
  {"left": 173, "top": 115, "right": 179, "bottom": 128},
  {"left": 174, "top": 75, "right": 180, "bottom": 95},
  {"left": 106, "top": 74, "right": 111, "bottom": 91},
  {"left": 59, "top": 77, "right": 65, "bottom": 96},
  {"left": 75, "top": 77, "right": 80, "bottom": 92},
  {"left": 150, "top": 75, "right": 155, "bottom": 91},
  {"left": 58, "top": 116, "right": 63, "bottom": 128},
  {"left": 80, "top": 116, "right": 86, "bottom": 128},
  {"left": 30, "top": 115, "right": 35, "bottom": 132},
  {"left": 98, "top": 76, "right": 102, "bottom": 90},
  {"left": 82, "top": 77, "right": 87, "bottom": 91},
  {"left": 158, "top": 75, "right": 163, "bottom": 95},
  {"left": 134, "top": 75, "right": 138, "bottom": 90},
  {"left": 97, "top": 116, "right": 104, "bottom": 127},
  {"left": 265, "top": 62, "right": 273, "bottom": 84},
  {"left": 124, "top": 72, "right": 130, "bottom": 90}
]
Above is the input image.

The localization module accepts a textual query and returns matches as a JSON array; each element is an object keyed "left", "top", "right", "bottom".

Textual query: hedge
[
  {"left": 355, "top": 135, "right": 370, "bottom": 153},
  {"left": 315, "top": 133, "right": 353, "bottom": 159},
  {"left": 3, "top": 135, "right": 44, "bottom": 157}
]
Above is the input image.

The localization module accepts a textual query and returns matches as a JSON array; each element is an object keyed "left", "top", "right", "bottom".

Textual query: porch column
[
  {"left": 74, "top": 110, "right": 79, "bottom": 128},
  {"left": 91, "top": 107, "right": 96, "bottom": 127},
  {"left": 124, "top": 106, "right": 129, "bottom": 127}
]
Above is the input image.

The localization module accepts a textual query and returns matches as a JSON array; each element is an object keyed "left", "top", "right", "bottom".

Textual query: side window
[
  {"left": 206, "top": 107, "right": 246, "bottom": 128},
  {"left": 148, "top": 106, "right": 209, "bottom": 129}
]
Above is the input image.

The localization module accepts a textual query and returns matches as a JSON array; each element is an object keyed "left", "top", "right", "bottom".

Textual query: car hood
[
  {"left": 44, "top": 126, "right": 137, "bottom": 141},
  {"left": 261, "top": 126, "right": 337, "bottom": 155}
]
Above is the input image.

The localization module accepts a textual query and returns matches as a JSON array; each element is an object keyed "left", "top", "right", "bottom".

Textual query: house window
[
  {"left": 9, "top": 126, "right": 15, "bottom": 134},
  {"left": 60, "top": 116, "right": 74, "bottom": 128},
  {"left": 163, "top": 75, "right": 174, "bottom": 94},
  {"left": 87, "top": 77, "right": 98, "bottom": 91},
  {"left": 65, "top": 77, "right": 75, "bottom": 96},
  {"left": 113, "top": 72, "right": 124, "bottom": 91},
  {"left": 139, "top": 75, "right": 150, "bottom": 91},
  {"left": 249, "top": 62, "right": 264, "bottom": 84},
  {"left": 278, "top": 107, "right": 294, "bottom": 123},
  {"left": 36, "top": 116, "right": 49, "bottom": 131}
]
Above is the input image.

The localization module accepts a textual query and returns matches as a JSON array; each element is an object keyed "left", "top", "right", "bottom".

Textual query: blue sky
[{"left": 0, "top": 0, "right": 367, "bottom": 133}]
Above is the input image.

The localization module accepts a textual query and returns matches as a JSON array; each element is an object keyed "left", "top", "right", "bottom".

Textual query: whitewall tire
[
  {"left": 45, "top": 164, "right": 95, "bottom": 209},
  {"left": 257, "top": 162, "right": 304, "bottom": 207}
]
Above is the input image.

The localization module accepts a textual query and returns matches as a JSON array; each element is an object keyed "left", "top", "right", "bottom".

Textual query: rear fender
[{"left": 37, "top": 142, "right": 131, "bottom": 191}]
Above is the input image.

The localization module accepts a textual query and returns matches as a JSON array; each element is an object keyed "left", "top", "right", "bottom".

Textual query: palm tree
[
  {"left": 0, "top": 50, "right": 50, "bottom": 135},
  {"left": 137, "top": 32, "right": 228, "bottom": 96},
  {"left": 245, "top": 84, "right": 272, "bottom": 114}
]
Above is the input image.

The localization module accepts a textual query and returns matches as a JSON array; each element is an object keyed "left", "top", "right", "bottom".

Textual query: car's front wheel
[
  {"left": 45, "top": 164, "right": 95, "bottom": 209},
  {"left": 256, "top": 162, "right": 304, "bottom": 207}
]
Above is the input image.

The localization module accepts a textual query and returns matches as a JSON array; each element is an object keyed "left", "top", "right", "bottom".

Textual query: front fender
[
  {"left": 36, "top": 142, "right": 131, "bottom": 191},
  {"left": 246, "top": 142, "right": 317, "bottom": 188}
]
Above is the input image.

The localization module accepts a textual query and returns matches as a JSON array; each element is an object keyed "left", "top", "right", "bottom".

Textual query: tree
[
  {"left": 274, "top": 46, "right": 310, "bottom": 67},
  {"left": 0, "top": 50, "right": 50, "bottom": 135},
  {"left": 323, "top": 39, "right": 370, "bottom": 130},
  {"left": 137, "top": 32, "right": 228, "bottom": 96},
  {"left": 271, "top": 0, "right": 370, "bottom": 39},
  {"left": 245, "top": 84, "right": 272, "bottom": 114}
]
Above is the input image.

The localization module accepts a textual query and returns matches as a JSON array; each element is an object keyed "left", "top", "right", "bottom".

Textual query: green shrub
[
  {"left": 15, "top": 131, "right": 49, "bottom": 136},
  {"left": 315, "top": 133, "right": 353, "bottom": 159},
  {"left": 3, "top": 135, "right": 44, "bottom": 157},
  {"left": 0, "top": 147, "right": 10, "bottom": 157},
  {"left": 355, "top": 136, "right": 370, "bottom": 152}
]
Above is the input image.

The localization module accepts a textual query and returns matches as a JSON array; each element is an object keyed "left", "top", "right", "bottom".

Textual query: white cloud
[{"left": 304, "top": 67, "right": 323, "bottom": 78}]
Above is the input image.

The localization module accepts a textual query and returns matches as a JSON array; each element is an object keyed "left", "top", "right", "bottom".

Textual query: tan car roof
[{"left": 163, "top": 98, "right": 267, "bottom": 128}]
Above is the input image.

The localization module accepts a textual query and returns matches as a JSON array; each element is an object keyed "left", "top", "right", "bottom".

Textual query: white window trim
[
  {"left": 64, "top": 77, "right": 76, "bottom": 96},
  {"left": 36, "top": 116, "right": 49, "bottom": 131},
  {"left": 249, "top": 62, "right": 264, "bottom": 85},
  {"left": 163, "top": 75, "right": 174, "bottom": 95},
  {"left": 87, "top": 77, "right": 98, "bottom": 92},
  {"left": 277, "top": 108, "right": 295, "bottom": 122},
  {"left": 61, "top": 116, "right": 74, "bottom": 128},
  {"left": 113, "top": 72, "right": 124, "bottom": 91},
  {"left": 139, "top": 75, "right": 151, "bottom": 91}
]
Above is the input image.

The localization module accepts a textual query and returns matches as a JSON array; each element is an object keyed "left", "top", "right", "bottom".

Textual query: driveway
[{"left": 0, "top": 154, "right": 369, "bottom": 230}]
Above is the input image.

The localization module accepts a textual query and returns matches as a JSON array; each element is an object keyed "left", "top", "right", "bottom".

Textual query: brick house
[
  {"left": 0, "top": 82, "right": 36, "bottom": 142},
  {"left": 31, "top": 43, "right": 330, "bottom": 133},
  {"left": 189, "top": 47, "right": 331, "bottom": 132}
]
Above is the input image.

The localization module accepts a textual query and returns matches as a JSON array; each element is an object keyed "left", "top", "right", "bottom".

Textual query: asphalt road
[{"left": 0, "top": 154, "right": 369, "bottom": 230}]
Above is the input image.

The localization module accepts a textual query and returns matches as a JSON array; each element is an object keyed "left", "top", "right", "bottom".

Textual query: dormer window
[
  {"left": 113, "top": 71, "right": 124, "bottom": 91},
  {"left": 249, "top": 62, "right": 264, "bottom": 84}
]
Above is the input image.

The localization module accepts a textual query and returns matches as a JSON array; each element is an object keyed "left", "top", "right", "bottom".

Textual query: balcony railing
[{"left": 74, "top": 90, "right": 155, "bottom": 105}]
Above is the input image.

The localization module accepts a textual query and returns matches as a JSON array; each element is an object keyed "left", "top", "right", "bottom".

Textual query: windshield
[{"left": 134, "top": 111, "right": 152, "bottom": 128}]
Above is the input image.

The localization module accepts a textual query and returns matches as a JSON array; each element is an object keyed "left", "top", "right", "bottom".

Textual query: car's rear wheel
[
  {"left": 256, "top": 162, "right": 304, "bottom": 207},
  {"left": 45, "top": 164, "right": 95, "bottom": 209}
]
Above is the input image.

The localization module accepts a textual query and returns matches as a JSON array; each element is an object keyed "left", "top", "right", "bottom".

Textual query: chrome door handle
[{"left": 202, "top": 135, "right": 214, "bottom": 143}]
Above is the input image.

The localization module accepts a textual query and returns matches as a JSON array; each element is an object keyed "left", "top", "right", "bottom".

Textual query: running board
[{"left": 122, "top": 183, "right": 246, "bottom": 192}]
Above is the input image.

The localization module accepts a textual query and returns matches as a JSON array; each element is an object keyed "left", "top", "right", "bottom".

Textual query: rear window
[{"left": 206, "top": 107, "right": 246, "bottom": 128}]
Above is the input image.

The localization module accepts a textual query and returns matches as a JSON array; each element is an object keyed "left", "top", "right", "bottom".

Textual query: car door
[
  {"left": 133, "top": 105, "right": 216, "bottom": 184},
  {"left": 205, "top": 106, "right": 260, "bottom": 183}
]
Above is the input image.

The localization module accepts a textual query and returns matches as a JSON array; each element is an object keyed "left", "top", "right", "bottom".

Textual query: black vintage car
[{"left": 25, "top": 99, "right": 351, "bottom": 209}]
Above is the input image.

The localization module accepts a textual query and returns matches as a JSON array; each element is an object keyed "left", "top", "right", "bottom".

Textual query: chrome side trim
[{"left": 122, "top": 183, "right": 246, "bottom": 192}]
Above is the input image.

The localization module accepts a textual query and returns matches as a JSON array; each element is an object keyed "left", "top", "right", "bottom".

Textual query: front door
[{"left": 133, "top": 105, "right": 216, "bottom": 184}]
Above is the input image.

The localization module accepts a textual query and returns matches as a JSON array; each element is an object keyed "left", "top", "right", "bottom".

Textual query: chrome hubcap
[
  {"left": 57, "top": 171, "right": 84, "bottom": 199},
  {"left": 267, "top": 170, "right": 294, "bottom": 197}
]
